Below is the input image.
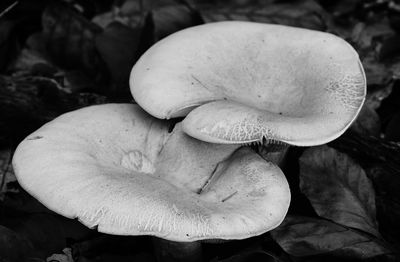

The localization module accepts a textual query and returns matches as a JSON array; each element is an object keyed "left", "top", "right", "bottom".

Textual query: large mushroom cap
[
  {"left": 12, "top": 104, "right": 290, "bottom": 242},
  {"left": 130, "top": 21, "right": 366, "bottom": 146}
]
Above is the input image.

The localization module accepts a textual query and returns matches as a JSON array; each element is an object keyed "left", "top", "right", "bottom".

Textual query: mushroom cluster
[{"left": 12, "top": 21, "right": 365, "bottom": 261}]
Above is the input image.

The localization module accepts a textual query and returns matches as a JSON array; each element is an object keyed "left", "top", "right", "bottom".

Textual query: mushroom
[
  {"left": 12, "top": 104, "right": 290, "bottom": 261},
  {"left": 130, "top": 21, "right": 366, "bottom": 146}
]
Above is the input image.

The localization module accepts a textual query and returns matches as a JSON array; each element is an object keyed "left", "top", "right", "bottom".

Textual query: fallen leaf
[
  {"left": 350, "top": 103, "right": 381, "bottom": 136},
  {"left": 378, "top": 35, "right": 400, "bottom": 61},
  {"left": 0, "top": 148, "right": 16, "bottom": 201},
  {"left": 92, "top": 9, "right": 118, "bottom": 29},
  {"left": 92, "top": 0, "right": 148, "bottom": 29},
  {"left": 328, "top": 131, "right": 400, "bottom": 176},
  {"left": 390, "top": 57, "right": 400, "bottom": 79},
  {"left": 95, "top": 21, "right": 143, "bottom": 94},
  {"left": 151, "top": 4, "right": 203, "bottom": 41},
  {"left": 351, "top": 19, "right": 394, "bottom": 51},
  {"left": 9, "top": 48, "right": 57, "bottom": 76},
  {"left": 62, "top": 71, "right": 98, "bottom": 93},
  {"left": 366, "top": 166, "right": 400, "bottom": 247},
  {"left": 362, "top": 56, "right": 393, "bottom": 87},
  {"left": 41, "top": 2, "right": 109, "bottom": 91},
  {"left": 329, "top": 124, "right": 400, "bottom": 250},
  {"left": 317, "top": 0, "right": 362, "bottom": 17},
  {"left": 364, "top": 83, "right": 393, "bottom": 122},
  {"left": 46, "top": 248, "right": 74, "bottom": 262},
  {"left": 299, "top": 146, "right": 379, "bottom": 237},
  {"left": 271, "top": 215, "right": 391, "bottom": 259},
  {"left": 0, "top": 75, "right": 108, "bottom": 145},
  {"left": 196, "top": 0, "right": 330, "bottom": 31}
]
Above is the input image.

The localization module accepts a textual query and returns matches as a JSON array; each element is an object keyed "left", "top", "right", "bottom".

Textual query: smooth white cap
[
  {"left": 130, "top": 21, "right": 366, "bottom": 146},
  {"left": 13, "top": 104, "right": 290, "bottom": 241}
]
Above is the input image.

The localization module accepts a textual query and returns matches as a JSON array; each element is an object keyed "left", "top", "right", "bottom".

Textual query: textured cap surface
[
  {"left": 130, "top": 21, "right": 366, "bottom": 146},
  {"left": 13, "top": 104, "right": 290, "bottom": 241}
]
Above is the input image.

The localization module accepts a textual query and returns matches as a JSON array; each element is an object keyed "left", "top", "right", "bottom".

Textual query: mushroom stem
[
  {"left": 152, "top": 238, "right": 203, "bottom": 262},
  {"left": 257, "top": 143, "right": 290, "bottom": 167}
]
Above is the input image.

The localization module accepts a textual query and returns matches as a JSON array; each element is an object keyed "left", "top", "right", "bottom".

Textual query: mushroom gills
[
  {"left": 182, "top": 99, "right": 356, "bottom": 146},
  {"left": 244, "top": 136, "right": 287, "bottom": 147}
]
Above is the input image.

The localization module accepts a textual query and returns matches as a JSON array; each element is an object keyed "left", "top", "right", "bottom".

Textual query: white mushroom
[
  {"left": 12, "top": 104, "right": 290, "bottom": 261},
  {"left": 130, "top": 21, "right": 366, "bottom": 146}
]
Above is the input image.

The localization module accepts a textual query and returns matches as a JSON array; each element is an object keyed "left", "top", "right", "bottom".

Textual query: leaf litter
[
  {"left": 1, "top": 0, "right": 400, "bottom": 261},
  {"left": 272, "top": 145, "right": 394, "bottom": 259}
]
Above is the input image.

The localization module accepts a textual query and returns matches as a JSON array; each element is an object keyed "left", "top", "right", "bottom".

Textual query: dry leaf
[
  {"left": 41, "top": 2, "right": 108, "bottom": 91},
  {"left": 151, "top": 4, "right": 203, "bottom": 41},
  {"left": 299, "top": 146, "right": 379, "bottom": 237},
  {"left": 362, "top": 56, "right": 393, "bottom": 87},
  {"left": 350, "top": 103, "right": 381, "bottom": 136},
  {"left": 197, "top": 0, "right": 330, "bottom": 31},
  {"left": 46, "top": 248, "right": 74, "bottom": 262},
  {"left": 0, "top": 148, "right": 16, "bottom": 200},
  {"left": 271, "top": 215, "right": 391, "bottom": 259},
  {"left": 95, "top": 21, "right": 143, "bottom": 94}
]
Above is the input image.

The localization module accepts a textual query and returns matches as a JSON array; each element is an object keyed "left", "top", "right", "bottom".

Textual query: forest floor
[{"left": 1, "top": 0, "right": 400, "bottom": 261}]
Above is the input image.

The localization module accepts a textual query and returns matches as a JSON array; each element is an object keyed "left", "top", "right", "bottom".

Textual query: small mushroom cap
[
  {"left": 13, "top": 104, "right": 290, "bottom": 242},
  {"left": 130, "top": 21, "right": 366, "bottom": 146}
]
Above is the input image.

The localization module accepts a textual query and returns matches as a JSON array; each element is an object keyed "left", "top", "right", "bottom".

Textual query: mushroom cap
[
  {"left": 12, "top": 104, "right": 290, "bottom": 242},
  {"left": 130, "top": 21, "right": 366, "bottom": 146}
]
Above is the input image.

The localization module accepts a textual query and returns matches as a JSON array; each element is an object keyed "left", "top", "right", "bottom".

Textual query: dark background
[{"left": 1, "top": 0, "right": 400, "bottom": 261}]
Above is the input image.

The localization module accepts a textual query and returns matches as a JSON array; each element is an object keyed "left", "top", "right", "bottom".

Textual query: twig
[{"left": 0, "top": 1, "right": 18, "bottom": 18}]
